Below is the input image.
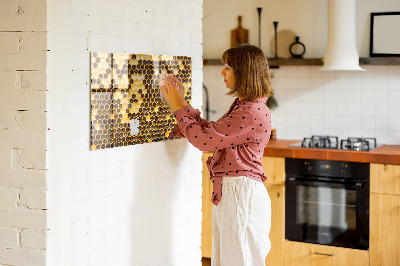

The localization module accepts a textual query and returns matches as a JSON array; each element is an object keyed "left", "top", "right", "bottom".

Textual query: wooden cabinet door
[
  {"left": 370, "top": 163, "right": 400, "bottom": 195},
  {"left": 284, "top": 241, "right": 369, "bottom": 266},
  {"left": 262, "top": 156, "right": 285, "bottom": 186},
  {"left": 264, "top": 184, "right": 284, "bottom": 266},
  {"left": 370, "top": 193, "right": 400, "bottom": 266},
  {"left": 202, "top": 152, "right": 213, "bottom": 258}
]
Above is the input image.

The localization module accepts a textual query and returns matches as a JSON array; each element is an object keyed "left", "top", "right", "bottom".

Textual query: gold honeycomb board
[{"left": 90, "top": 52, "right": 192, "bottom": 150}]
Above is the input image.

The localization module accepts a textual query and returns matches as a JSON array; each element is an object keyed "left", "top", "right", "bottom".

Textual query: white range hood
[{"left": 320, "top": 0, "right": 365, "bottom": 71}]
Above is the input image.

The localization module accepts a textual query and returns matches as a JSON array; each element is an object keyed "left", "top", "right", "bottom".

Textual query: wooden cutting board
[{"left": 231, "top": 16, "right": 249, "bottom": 48}]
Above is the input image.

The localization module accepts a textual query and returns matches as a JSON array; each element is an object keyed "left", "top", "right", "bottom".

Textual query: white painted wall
[
  {"left": 203, "top": 0, "right": 400, "bottom": 145},
  {"left": 46, "top": 0, "right": 203, "bottom": 266},
  {"left": 203, "top": 0, "right": 400, "bottom": 58},
  {"left": 0, "top": 0, "right": 48, "bottom": 265}
]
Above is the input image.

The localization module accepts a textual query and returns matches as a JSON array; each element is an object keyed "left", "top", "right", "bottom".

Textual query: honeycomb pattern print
[{"left": 90, "top": 52, "right": 192, "bottom": 150}]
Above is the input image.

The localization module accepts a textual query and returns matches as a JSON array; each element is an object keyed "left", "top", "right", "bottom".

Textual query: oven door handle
[{"left": 287, "top": 177, "right": 364, "bottom": 189}]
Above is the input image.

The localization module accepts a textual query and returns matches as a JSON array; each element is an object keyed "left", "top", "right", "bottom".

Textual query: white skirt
[{"left": 212, "top": 176, "right": 271, "bottom": 266}]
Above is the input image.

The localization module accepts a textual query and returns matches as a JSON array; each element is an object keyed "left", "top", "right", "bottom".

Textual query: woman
[{"left": 161, "top": 44, "right": 273, "bottom": 266}]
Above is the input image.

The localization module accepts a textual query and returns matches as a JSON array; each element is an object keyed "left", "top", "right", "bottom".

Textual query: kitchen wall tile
[
  {"left": 349, "top": 116, "right": 363, "bottom": 129},
  {"left": 374, "top": 130, "right": 389, "bottom": 144},
  {"left": 323, "top": 115, "right": 336, "bottom": 129},
  {"left": 374, "top": 77, "right": 388, "bottom": 91},
  {"left": 348, "top": 103, "right": 362, "bottom": 116},
  {"left": 298, "top": 66, "right": 311, "bottom": 78},
  {"left": 298, "top": 77, "right": 311, "bottom": 89},
  {"left": 336, "top": 115, "right": 348, "bottom": 129},
  {"left": 336, "top": 103, "right": 349, "bottom": 116},
  {"left": 388, "top": 91, "right": 400, "bottom": 104},
  {"left": 374, "top": 65, "right": 388, "bottom": 77},
  {"left": 348, "top": 71, "right": 362, "bottom": 90},
  {"left": 311, "top": 102, "right": 324, "bottom": 113},
  {"left": 205, "top": 65, "right": 399, "bottom": 144},
  {"left": 388, "top": 132, "right": 400, "bottom": 144},
  {"left": 361, "top": 70, "right": 375, "bottom": 91},
  {"left": 374, "top": 90, "right": 388, "bottom": 104},
  {"left": 286, "top": 77, "right": 299, "bottom": 89},
  {"left": 323, "top": 103, "right": 336, "bottom": 115},
  {"left": 388, "top": 117, "right": 400, "bottom": 131},
  {"left": 361, "top": 129, "right": 375, "bottom": 138},
  {"left": 387, "top": 65, "right": 400, "bottom": 76},
  {"left": 375, "top": 104, "right": 389, "bottom": 117},
  {"left": 310, "top": 66, "right": 324, "bottom": 77},
  {"left": 362, "top": 116, "right": 375, "bottom": 130},
  {"left": 336, "top": 90, "right": 349, "bottom": 103},
  {"left": 285, "top": 66, "right": 298, "bottom": 77},
  {"left": 349, "top": 128, "right": 363, "bottom": 137},
  {"left": 322, "top": 70, "right": 335, "bottom": 78},
  {"left": 361, "top": 90, "right": 375, "bottom": 103},
  {"left": 375, "top": 117, "right": 389, "bottom": 129},
  {"left": 348, "top": 90, "right": 362, "bottom": 103},
  {"left": 361, "top": 104, "right": 375, "bottom": 117},
  {"left": 388, "top": 75, "right": 400, "bottom": 91},
  {"left": 388, "top": 104, "right": 400, "bottom": 117}
]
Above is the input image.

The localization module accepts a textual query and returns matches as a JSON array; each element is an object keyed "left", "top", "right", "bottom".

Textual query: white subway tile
[
  {"left": 361, "top": 90, "right": 375, "bottom": 104},
  {"left": 362, "top": 116, "right": 375, "bottom": 130},
  {"left": 388, "top": 104, "right": 400, "bottom": 117},
  {"left": 375, "top": 104, "right": 389, "bottom": 117},
  {"left": 388, "top": 91, "right": 400, "bottom": 104},
  {"left": 388, "top": 76, "right": 400, "bottom": 91},
  {"left": 374, "top": 130, "right": 389, "bottom": 144},
  {"left": 374, "top": 65, "right": 387, "bottom": 77},
  {"left": 388, "top": 131, "right": 400, "bottom": 143},
  {"left": 388, "top": 117, "right": 400, "bottom": 131},
  {"left": 348, "top": 90, "right": 362, "bottom": 104},
  {"left": 374, "top": 90, "right": 388, "bottom": 104},
  {"left": 375, "top": 117, "right": 389, "bottom": 130}
]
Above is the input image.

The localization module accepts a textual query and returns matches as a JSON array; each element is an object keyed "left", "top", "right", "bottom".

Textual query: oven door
[{"left": 285, "top": 177, "right": 369, "bottom": 250}]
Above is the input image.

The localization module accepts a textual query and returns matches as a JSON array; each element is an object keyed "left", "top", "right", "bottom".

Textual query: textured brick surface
[
  {"left": 21, "top": 229, "right": 46, "bottom": 249},
  {"left": 0, "top": 0, "right": 47, "bottom": 264}
]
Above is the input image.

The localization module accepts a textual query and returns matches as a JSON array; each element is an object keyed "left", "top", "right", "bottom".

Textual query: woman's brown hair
[{"left": 221, "top": 44, "right": 273, "bottom": 99}]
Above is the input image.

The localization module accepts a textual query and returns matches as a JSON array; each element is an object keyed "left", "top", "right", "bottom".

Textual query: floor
[{"left": 202, "top": 257, "right": 211, "bottom": 266}]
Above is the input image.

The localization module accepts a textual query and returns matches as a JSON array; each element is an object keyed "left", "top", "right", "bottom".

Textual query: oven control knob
[
  {"left": 340, "top": 164, "right": 347, "bottom": 174},
  {"left": 304, "top": 162, "right": 312, "bottom": 171}
]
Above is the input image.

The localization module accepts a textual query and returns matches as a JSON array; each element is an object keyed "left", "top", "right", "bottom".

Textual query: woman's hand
[
  {"left": 170, "top": 76, "right": 187, "bottom": 108},
  {"left": 161, "top": 75, "right": 187, "bottom": 113}
]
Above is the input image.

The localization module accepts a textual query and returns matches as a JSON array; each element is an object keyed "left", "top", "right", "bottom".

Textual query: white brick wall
[
  {"left": 47, "top": 0, "right": 203, "bottom": 266},
  {"left": 0, "top": 0, "right": 48, "bottom": 265}
]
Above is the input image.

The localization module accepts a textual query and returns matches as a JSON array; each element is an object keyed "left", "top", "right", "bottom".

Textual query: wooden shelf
[
  {"left": 203, "top": 58, "right": 323, "bottom": 67},
  {"left": 359, "top": 57, "right": 400, "bottom": 65},
  {"left": 203, "top": 57, "right": 400, "bottom": 67}
]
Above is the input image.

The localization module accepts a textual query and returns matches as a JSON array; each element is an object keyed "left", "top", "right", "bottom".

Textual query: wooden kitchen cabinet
[
  {"left": 370, "top": 163, "right": 400, "bottom": 266},
  {"left": 201, "top": 154, "right": 286, "bottom": 265},
  {"left": 261, "top": 156, "right": 285, "bottom": 266},
  {"left": 202, "top": 152, "right": 213, "bottom": 258},
  {"left": 264, "top": 184, "right": 284, "bottom": 266},
  {"left": 370, "top": 163, "right": 400, "bottom": 195},
  {"left": 284, "top": 241, "right": 369, "bottom": 266}
]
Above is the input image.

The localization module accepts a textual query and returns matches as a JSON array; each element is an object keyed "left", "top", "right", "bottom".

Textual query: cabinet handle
[{"left": 314, "top": 252, "right": 335, "bottom": 257}]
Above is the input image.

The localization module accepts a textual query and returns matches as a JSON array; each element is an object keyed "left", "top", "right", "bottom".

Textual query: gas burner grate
[
  {"left": 340, "top": 137, "right": 377, "bottom": 151},
  {"left": 301, "top": 135, "right": 339, "bottom": 149}
]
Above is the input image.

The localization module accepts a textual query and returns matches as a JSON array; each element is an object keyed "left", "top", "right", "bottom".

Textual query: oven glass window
[{"left": 297, "top": 186, "right": 356, "bottom": 230}]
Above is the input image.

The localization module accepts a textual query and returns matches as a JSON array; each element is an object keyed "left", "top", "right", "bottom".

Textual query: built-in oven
[{"left": 285, "top": 158, "right": 369, "bottom": 250}]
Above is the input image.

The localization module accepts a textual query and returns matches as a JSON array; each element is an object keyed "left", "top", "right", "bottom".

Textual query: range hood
[{"left": 320, "top": 0, "right": 365, "bottom": 71}]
